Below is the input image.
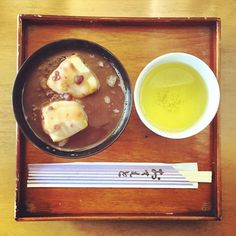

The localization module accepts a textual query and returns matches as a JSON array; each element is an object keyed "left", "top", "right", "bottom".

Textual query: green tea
[{"left": 140, "top": 62, "right": 208, "bottom": 132}]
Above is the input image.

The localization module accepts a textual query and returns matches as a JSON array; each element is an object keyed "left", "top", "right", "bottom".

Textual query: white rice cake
[
  {"left": 41, "top": 101, "right": 88, "bottom": 142},
  {"left": 47, "top": 55, "right": 100, "bottom": 98}
]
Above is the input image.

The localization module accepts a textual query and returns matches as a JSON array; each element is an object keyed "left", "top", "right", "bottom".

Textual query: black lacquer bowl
[{"left": 13, "top": 39, "right": 132, "bottom": 158}]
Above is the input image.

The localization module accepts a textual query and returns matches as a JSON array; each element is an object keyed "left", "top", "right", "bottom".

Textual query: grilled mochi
[
  {"left": 47, "top": 55, "right": 100, "bottom": 98},
  {"left": 41, "top": 100, "right": 88, "bottom": 142}
]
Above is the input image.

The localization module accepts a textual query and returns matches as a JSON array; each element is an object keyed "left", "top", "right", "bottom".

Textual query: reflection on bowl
[{"left": 13, "top": 39, "right": 132, "bottom": 158}]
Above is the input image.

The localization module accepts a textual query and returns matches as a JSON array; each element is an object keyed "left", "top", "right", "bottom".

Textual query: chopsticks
[{"left": 27, "top": 162, "right": 211, "bottom": 188}]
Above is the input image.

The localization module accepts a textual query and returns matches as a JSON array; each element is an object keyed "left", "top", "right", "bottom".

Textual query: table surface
[{"left": 0, "top": 0, "right": 235, "bottom": 235}]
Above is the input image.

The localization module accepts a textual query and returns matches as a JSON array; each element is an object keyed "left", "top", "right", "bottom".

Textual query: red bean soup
[{"left": 13, "top": 40, "right": 132, "bottom": 157}]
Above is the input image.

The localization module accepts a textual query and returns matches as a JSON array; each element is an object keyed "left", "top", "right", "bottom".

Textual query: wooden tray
[{"left": 16, "top": 15, "right": 221, "bottom": 221}]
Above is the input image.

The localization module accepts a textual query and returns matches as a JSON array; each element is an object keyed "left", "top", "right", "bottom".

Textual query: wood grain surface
[{"left": 0, "top": 0, "right": 236, "bottom": 235}]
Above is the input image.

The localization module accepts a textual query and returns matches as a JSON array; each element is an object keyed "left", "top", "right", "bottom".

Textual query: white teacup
[{"left": 134, "top": 52, "right": 220, "bottom": 139}]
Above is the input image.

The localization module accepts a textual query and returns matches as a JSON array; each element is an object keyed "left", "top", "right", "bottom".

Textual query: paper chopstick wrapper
[{"left": 27, "top": 162, "right": 212, "bottom": 189}]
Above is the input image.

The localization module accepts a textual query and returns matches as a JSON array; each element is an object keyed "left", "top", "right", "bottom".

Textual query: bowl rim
[
  {"left": 12, "top": 38, "right": 132, "bottom": 158},
  {"left": 134, "top": 52, "right": 220, "bottom": 139}
]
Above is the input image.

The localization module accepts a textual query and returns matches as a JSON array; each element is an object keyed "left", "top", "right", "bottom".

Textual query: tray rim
[
  {"left": 18, "top": 14, "right": 221, "bottom": 23},
  {"left": 15, "top": 14, "right": 221, "bottom": 221}
]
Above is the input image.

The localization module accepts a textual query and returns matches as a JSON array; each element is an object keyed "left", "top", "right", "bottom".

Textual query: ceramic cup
[{"left": 134, "top": 52, "right": 220, "bottom": 139}]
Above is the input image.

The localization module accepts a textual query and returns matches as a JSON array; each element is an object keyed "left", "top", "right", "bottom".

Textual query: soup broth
[{"left": 23, "top": 50, "right": 124, "bottom": 149}]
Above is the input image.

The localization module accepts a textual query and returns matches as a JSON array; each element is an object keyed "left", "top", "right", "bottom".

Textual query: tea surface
[{"left": 140, "top": 62, "right": 208, "bottom": 132}]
